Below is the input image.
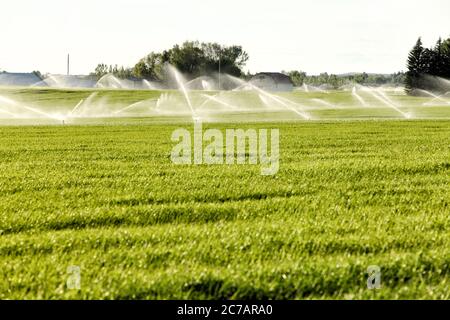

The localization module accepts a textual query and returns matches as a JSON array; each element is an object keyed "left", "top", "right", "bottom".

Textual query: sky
[{"left": 1, "top": 0, "right": 449, "bottom": 75}]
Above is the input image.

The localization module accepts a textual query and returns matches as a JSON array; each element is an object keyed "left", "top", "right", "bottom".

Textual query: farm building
[
  {"left": 0, "top": 72, "right": 43, "bottom": 87},
  {"left": 0, "top": 73, "right": 97, "bottom": 88},
  {"left": 43, "top": 75, "right": 97, "bottom": 88},
  {"left": 249, "top": 72, "right": 294, "bottom": 92}
]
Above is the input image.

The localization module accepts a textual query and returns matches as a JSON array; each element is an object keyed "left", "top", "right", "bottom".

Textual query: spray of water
[
  {"left": 252, "top": 86, "right": 310, "bottom": 119},
  {"left": 0, "top": 95, "right": 19, "bottom": 106},
  {"left": 311, "top": 98, "right": 336, "bottom": 108},
  {"left": 96, "top": 74, "right": 124, "bottom": 89},
  {"left": 417, "top": 89, "right": 450, "bottom": 106},
  {"left": 302, "top": 83, "right": 328, "bottom": 93},
  {"left": 258, "top": 94, "right": 272, "bottom": 108},
  {"left": 114, "top": 101, "right": 143, "bottom": 115},
  {"left": 352, "top": 87, "right": 368, "bottom": 107},
  {"left": 0, "top": 107, "right": 16, "bottom": 117},
  {"left": 72, "top": 92, "right": 98, "bottom": 117},
  {"left": 0, "top": 95, "right": 65, "bottom": 121},
  {"left": 167, "top": 65, "right": 197, "bottom": 120},
  {"left": 70, "top": 99, "right": 84, "bottom": 115},
  {"left": 200, "top": 94, "right": 238, "bottom": 111},
  {"left": 114, "top": 99, "right": 157, "bottom": 115},
  {"left": 226, "top": 74, "right": 311, "bottom": 119},
  {"left": 4, "top": 66, "right": 448, "bottom": 123},
  {"left": 155, "top": 93, "right": 169, "bottom": 111},
  {"left": 303, "top": 83, "right": 309, "bottom": 92},
  {"left": 274, "top": 94, "right": 311, "bottom": 118},
  {"left": 360, "top": 86, "right": 410, "bottom": 118},
  {"left": 143, "top": 79, "right": 156, "bottom": 90}
]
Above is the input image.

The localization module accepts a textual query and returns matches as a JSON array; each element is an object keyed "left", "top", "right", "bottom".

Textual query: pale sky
[{"left": 1, "top": 0, "right": 449, "bottom": 75}]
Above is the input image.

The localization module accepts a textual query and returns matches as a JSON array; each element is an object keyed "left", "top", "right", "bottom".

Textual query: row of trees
[
  {"left": 90, "top": 38, "right": 450, "bottom": 93},
  {"left": 405, "top": 37, "right": 450, "bottom": 94},
  {"left": 91, "top": 41, "right": 249, "bottom": 81},
  {"left": 285, "top": 70, "right": 405, "bottom": 88},
  {"left": 92, "top": 64, "right": 134, "bottom": 79}
]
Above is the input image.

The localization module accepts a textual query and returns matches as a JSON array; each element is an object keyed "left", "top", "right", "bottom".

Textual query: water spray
[
  {"left": 352, "top": 87, "right": 368, "bottom": 107},
  {"left": 360, "top": 87, "right": 410, "bottom": 118},
  {"left": 200, "top": 94, "right": 238, "bottom": 110},
  {"left": 167, "top": 65, "right": 197, "bottom": 121},
  {"left": 70, "top": 99, "right": 84, "bottom": 115}
]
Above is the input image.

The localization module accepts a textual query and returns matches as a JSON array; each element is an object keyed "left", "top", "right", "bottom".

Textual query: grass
[
  {"left": 1, "top": 86, "right": 450, "bottom": 125},
  {"left": 0, "top": 119, "right": 449, "bottom": 299}
]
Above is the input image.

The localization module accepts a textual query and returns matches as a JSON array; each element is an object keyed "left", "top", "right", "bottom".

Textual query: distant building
[
  {"left": 43, "top": 75, "right": 97, "bottom": 88},
  {"left": 0, "top": 72, "right": 43, "bottom": 87},
  {"left": 249, "top": 72, "right": 294, "bottom": 92}
]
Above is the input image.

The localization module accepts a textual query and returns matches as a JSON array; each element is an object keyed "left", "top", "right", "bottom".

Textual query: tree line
[
  {"left": 284, "top": 70, "right": 405, "bottom": 88},
  {"left": 405, "top": 37, "right": 450, "bottom": 94},
  {"left": 91, "top": 41, "right": 249, "bottom": 81},
  {"left": 90, "top": 38, "right": 450, "bottom": 93}
]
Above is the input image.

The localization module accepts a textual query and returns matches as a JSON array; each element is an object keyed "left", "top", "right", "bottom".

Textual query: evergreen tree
[
  {"left": 405, "top": 37, "right": 450, "bottom": 94},
  {"left": 440, "top": 38, "right": 450, "bottom": 79},
  {"left": 428, "top": 38, "right": 444, "bottom": 77},
  {"left": 405, "top": 38, "right": 425, "bottom": 94}
]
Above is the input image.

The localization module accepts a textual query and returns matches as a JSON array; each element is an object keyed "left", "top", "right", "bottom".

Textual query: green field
[
  {"left": 1, "top": 86, "right": 450, "bottom": 125},
  {"left": 0, "top": 88, "right": 449, "bottom": 299}
]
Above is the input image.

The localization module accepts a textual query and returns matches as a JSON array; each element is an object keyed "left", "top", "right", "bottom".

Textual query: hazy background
[{"left": 1, "top": 0, "right": 449, "bottom": 75}]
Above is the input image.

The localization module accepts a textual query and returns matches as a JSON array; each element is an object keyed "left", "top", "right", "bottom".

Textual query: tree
[
  {"left": 442, "top": 38, "right": 450, "bottom": 79},
  {"left": 162, "top": 41, "right": 249, "bottom": 78},
  {"left": 284, "top": 71, "right": 404, "bottom": 88},
  {"left": 430, "top": 38, "right": 450, "bottom": 79},
  {"left": 115, "top": 66, "right": 133, "bottom": 79},
  {"left": 91, "top": 63, "right": 133, "bottom": 79},
  {"left": 165, "top": 41, "right": 204, "bottom": 76},
  {"left": 92, "top": 63, "right": 109, "bottom": 79},
  {"left": 328, "top": 74, "right": 341, "bottom": 88},
  {"left": 405, "top": 38, "right": 425, "bottom": 94},
  {"left": 134, "top": 41, "right": 249, "bottom": 81},
  {"left": 354, "top": 72, "right": 369, "bottom": 84},
  {"left": 429, "top": 38, "right": 442, "bottom": 76},
  {"left": 206, "top": 43, "right": 249, "bottom": 76},
  {"left": 391, "top": 72, "right": 406, "bottom": 85},
  {"left": 92, "top": 41, "right": 249, "bottom": 82},
  {"left": 404, "top": 37, "right": 450, "bottom": 94},
  {"left": 133, "top": 53, "right": 164, "bottom": 80},
  {"left": 32, "top": 70, "right": 42, "bottom": 80},
  {"left": 287, "top": 70, "right": 306, "bottom": 86}
]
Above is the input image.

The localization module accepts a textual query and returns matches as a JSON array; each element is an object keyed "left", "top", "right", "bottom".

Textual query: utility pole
[{"left": 67, "top": 54, "right": 70, "bottom": 76}]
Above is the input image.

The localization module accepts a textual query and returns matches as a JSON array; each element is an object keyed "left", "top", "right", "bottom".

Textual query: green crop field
[
  {"left": 0, "top": 87, "right": 449, "bottom": 299},
  {"left": 1, "top": 86, "right": 450, "bottom": 125}
]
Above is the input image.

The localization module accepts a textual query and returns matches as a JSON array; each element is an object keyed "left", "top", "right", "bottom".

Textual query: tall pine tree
[
  {"left": 429, "top": 38, "right": 444, "bottom": 77},
  {"left": 405, "top": 38, "right": 425, "bottom": 94},
  {"left": 441, "top": 38, "right": 450, "bottom": 79},
  {"left": 405, "top": 37, "right": 450, "bottom": 94}
]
